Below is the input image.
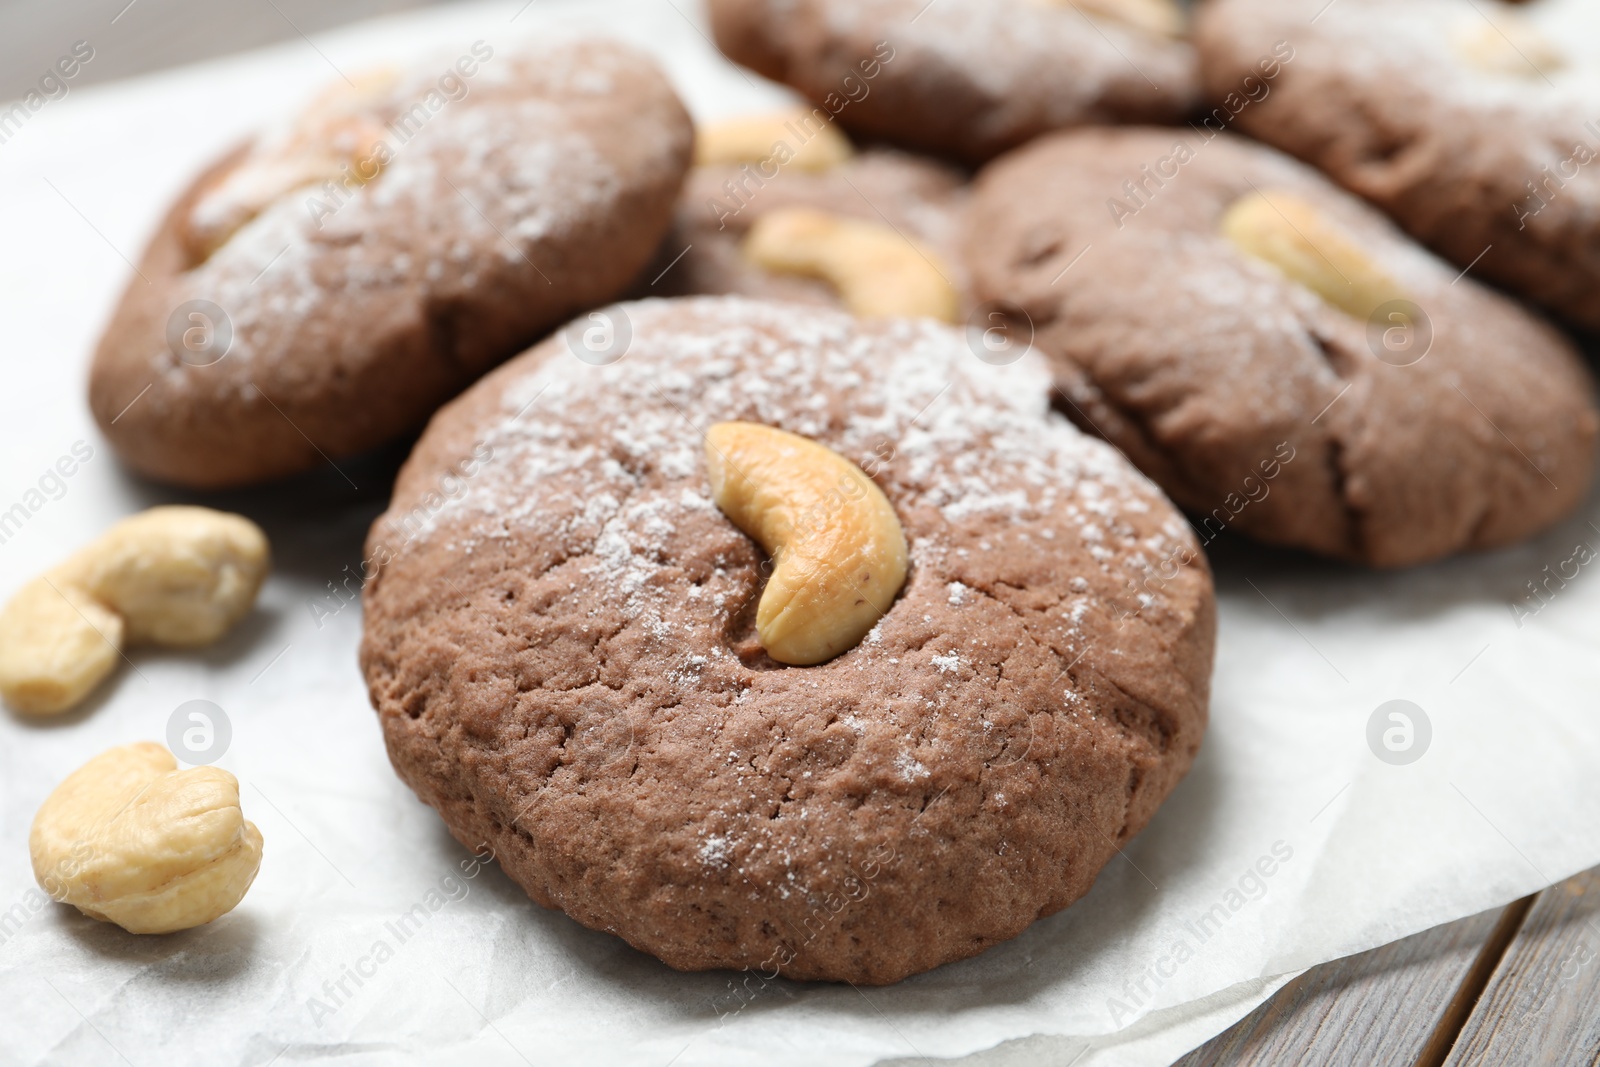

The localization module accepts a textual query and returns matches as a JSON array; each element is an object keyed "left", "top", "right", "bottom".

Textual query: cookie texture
[
  {"left": 89, "top": 40, "right": 692, "bottom": 489},
  {"left": 708, "top": 0, "right": 1198, "bottom": 164},
  {"left": 1195, "top": 0, "right": 1600, "bottom": 330},
  {"left": 639, "top": 145, "right": 970, "bottom": 312},
  {"left": 360, "top": 296, "right": 1214, "bottom": 984},
  {"left": 964, "top": 128, "right": 1600, "bottom": 567}
]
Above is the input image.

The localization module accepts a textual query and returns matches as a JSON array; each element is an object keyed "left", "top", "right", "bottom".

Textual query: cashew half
[
  {"left": 744, "top": 207, "right": 961, "bottom": 322},
  {"left": 1219, "top": 191, "right": 1405, "bottom": 321},
  {"left": 705, "top": 422, "right": 908, "bottom": 665},
  {"left": 1036, "top": 0, "right": 1186, "bottom": 37},
  {"left": 186, "top": 68, "right": 398, "bottom": 261},
  {"left": 1454, "top": 14, "right": 1565, "bottom": 78},
  {"left": 31, "top": 743, "right": 263, "bottom": 935},
  {"left": 0, "top": 507, "right": 270, "bottom": 715},
  {"left": 696, "top": 109, "right": 855, "bottom": 172}
]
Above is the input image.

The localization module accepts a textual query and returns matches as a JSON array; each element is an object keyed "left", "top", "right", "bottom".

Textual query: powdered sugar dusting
[
  {"left": 699, "top": 834, "right": 732, "bottom": 869},
  {"left": 821, "top": 0, "right": 1192, "bottom": 116},
  {"left": 385, "top": 297, "right": 1202, "bottom": 659},
  {"left": 134, "top": 39, "right": 646, "bottom": 402}
]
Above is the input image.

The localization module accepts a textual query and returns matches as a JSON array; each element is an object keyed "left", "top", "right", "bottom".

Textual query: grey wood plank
[
  {"left": 1444, "top": 870, "right": 1600, "bottom": 1067},
  {"left": 1172, "top": 900, "right": 1529, "bottom": 1067},
  {"left": 0, "top": 0, "right": 466, "bottom": 102}
]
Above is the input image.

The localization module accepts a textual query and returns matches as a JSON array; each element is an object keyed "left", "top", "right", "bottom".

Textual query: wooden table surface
[
  {"left": 0, "top": 0, "right": 465, "bottom": 101},
  {"left": 1173, "top": 867, "right": 1600, "bottom": 1066}
]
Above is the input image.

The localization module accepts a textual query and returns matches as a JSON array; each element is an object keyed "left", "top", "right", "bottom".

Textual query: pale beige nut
[
  {"left": 0, "top": 580, "right": 123, "bottom": 716},
  {"left": 185, "top": 67, "right": 399, "bottom": 261},
  {"left": 0, "top": 506, "right": 270, "bottom": 715},
  {"left": 1453, "top": 13, "right": 1565, "bottom": 78},
  {"left": 30, "top": 742, "right": 263, "bottom": 935},
  {"left": 1219, "top": 190, "right": 1405, "bottom": 321},
  {"left": 695, "top": 109, "right": 855, "bottom": 172},
  {"left": 705, "top": 421, "right": 908, "bottom": 666},
  {"left": 743, "top": 207, "right": 960, "bottom": 322},
  {"left": 1036, "top": 0, "right": 1187, "bottom": 37}
]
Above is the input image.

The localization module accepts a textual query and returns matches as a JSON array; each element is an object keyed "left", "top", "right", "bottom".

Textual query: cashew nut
[
  {"left": 0, "top": 506, "right": 270, "bottom": 715},
  {"left": 30, "top": 743, "right": 263, "bottom": 935},
  {"left": 743, "top": 207, "right": 960, "bottom": 323},
  {"left": 186, "top": 68, "right": 398, "bottom": 261},
  {"left": 696, "top": 109, "right": 855, "bottom": 173},
  {"left": 1036, "top": 0, "right": 1186, "bottom": 37},
  {"left": 705, "top": 422, "right": 908, "bottom": 665},
  {"left": 1454, "top": 14, "right": 1565, "bottom": 78},
  {"left": 1219, "top": 190, "right": 1405, "bottom": 321}
]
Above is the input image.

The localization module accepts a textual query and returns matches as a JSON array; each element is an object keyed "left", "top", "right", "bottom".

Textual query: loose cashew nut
[
  {"left": 186, "top": 68, "right": 398, "bottom": 261},
  {"left": 1454, "top": 14, "right": 1565, "bottom": 78},
  {"left": 705, "top": 422, "right": 908, "bottom": 665},
  {"left": 1220, "top": 191, "right": 1405, "bottom": 321},
  {"left": 0, "top": 506, "right": 270, "bottom": 715},
  {"left": 696, "top": 109, "right": 855, "bottom": 172},
  {"left": 743, "top": 207, "right": 960, "bottom": 323},
  {"left": 1036, "top": 0, "right": 1187, "bottom": 37},
  {"left": 31, "top": 743, "right": 263, "bottom": 935}
]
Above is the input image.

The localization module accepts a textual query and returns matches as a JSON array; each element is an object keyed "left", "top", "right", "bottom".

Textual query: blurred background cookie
[
  {"left": 708, "top": 0, "right": 1199, "bottom": 164},
  {"left": 360, "top": 295, "right": 1214, "bottom": 985},
  {"left": 964, "top": 127, "right": 1600, "bottom": 567},
  {"left": 1196, "top": 0, "right": 1600, "bottom": 331},
  {"left": 89, "top": 40, "right": 693, "bottom": 489},
  {"left": 637, "top": 110, "right": 969, "bottom": 321}
]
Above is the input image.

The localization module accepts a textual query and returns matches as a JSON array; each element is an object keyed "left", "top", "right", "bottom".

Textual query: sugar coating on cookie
[
  {"left": 709, "top": 0, "right": 1199, "bottom": 163},
  {"left": 1195, "top": 0, "right": 1600, "bottom": 330},
  {"left": 963, "top": 127, "right": 1600, "bottom": 567},
  {"left": 360, "top": 295, "right": 1214, "bottom": 984},
  {"left": 89, "top": 40, "right": 693, "bottom": 489}
]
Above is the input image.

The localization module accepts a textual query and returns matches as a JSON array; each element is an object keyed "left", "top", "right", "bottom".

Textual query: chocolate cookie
[
  {"left": 360, "top": 296, "right": 1214, "bottom": 984},
  {"left": 641, "top": 120, "right": 969, "bottom": 318},
  {"left": 963, "top": 128, "right": 1600, "bottom": 567},
  {"left": 708, "top": 0, "right": 1199, "bottom": 164},
  {"left": 1194, "top": 0, "right": 1600, "bottom": 331},
  {"left": 89, "top": 40, "right": 692, "bottom": 489}
]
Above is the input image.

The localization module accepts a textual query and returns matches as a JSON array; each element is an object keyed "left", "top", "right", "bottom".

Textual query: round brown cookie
[
  {"left": 963, "top": 128, "right": 1600, "bottom": 567},
  {"left": 1194, "top": 0, "right": 1600, "bottom": 331},
  {"left": 707, "top": 0, "right": 1199, "bottom": 165},
  {"left": 639, "top": 143, "right": 970, "bottom": 313},
  {"left": 89, "top": 40, "right": 692, "bottom": 489},
  {"left": 360, "top": 295, "right": 1214, "bottom": 984}
]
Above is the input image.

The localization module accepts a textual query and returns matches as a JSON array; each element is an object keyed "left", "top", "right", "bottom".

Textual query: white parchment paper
[{"left": 1, "top": 2, "right": 1598, "bottom": 1064}]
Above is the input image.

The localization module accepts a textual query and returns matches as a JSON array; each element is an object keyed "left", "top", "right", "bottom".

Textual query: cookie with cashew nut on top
[
  {"left": 360, "top": 294, "right": 1214, "bottom": 984},
  {"left": 708, "top": 0, "right": 1198, "bottom": 164},
  {"left": 1196, "top": 0, "right": 1600, "bottom": 331},
  {"left": 31, "top": 742, "right": 263, "bottom": 934},
  {"left": 89, "top": 40, "right": 693, "bottom": 489},
  {"left": 0, "top": 506, "right": 269, "bottom": 714},
  {"left": 963, "top": 127, "right": 1600, "bottom": 567},
  {"left": 636, "top": 109, "right": 967, "bottom": 322}
]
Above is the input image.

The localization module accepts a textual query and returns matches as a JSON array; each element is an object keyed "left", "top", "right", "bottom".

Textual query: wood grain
[
  {"left": 0, "top": 0, "right": 463, "bottom": 102},
  {"left": 1172, "top": 904, "right": 1520, "bottom": 1067},
  {"left": 1444, "top": 870, "right": 1600, "bottom": 1066}
]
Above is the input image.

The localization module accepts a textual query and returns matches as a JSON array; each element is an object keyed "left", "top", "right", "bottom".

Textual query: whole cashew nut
[
  {"left": 185, "top": 68, "right": 399, "bottom": 262},
  {"left": 1219, "top": 190, "right": 1406, "bottom": 321},
  {"left": 0, "top": 506, "right": 270, "bottom": 715},
  {"left": 1040, "top": 0, "right": 1187, "bottom": 37},
  {"left": 743, "top": 207, "right": 961, "bottom": 323},
  {"left": 705, "top": 422, "right": 909, "bottom": 666},
  {"left": 31, "top": 742, "right": 263, "bottom": 935},
  {"left": 696, "top": 109, "right": 855, "bottom": 172},
  {"left": 1453, "top": 13, "right": 1565, "bottom": 78}
]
